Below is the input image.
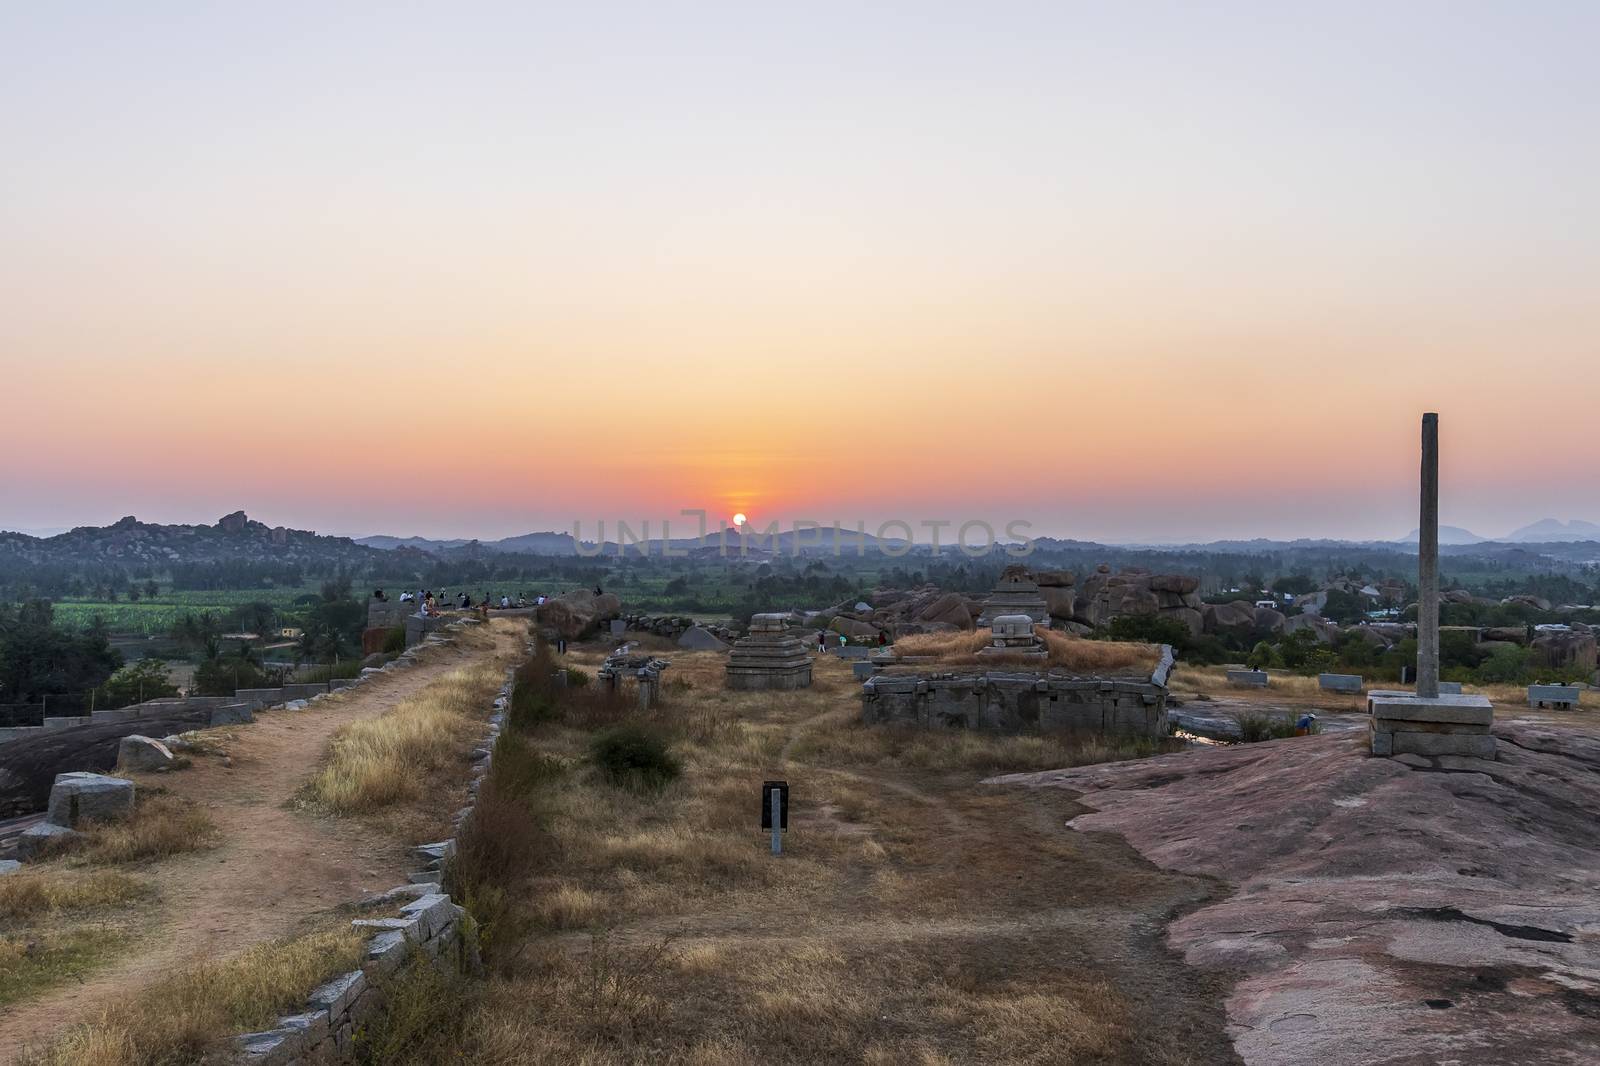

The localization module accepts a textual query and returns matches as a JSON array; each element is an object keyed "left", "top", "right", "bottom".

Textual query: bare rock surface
[{"left": 990, "top": 721, "right": 1600, "bottom": 1065}]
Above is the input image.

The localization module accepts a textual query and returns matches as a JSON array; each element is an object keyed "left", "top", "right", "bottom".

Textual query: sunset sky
[{"left": 3, "top": 2, "right": 1596, "bottom": 543}]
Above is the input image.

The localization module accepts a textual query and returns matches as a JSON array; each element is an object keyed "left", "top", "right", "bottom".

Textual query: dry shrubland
[
  {"left": 406, "top": 644, "right": 1230, "bottom": 1065},
  {"left": 890, "top": 628, "right": 1159, "bottom": 674}
]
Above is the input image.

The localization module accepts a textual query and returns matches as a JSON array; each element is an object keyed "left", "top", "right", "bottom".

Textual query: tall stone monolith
[{"left": 1417, "top": 413, "right": 1440, "bottom": 699}]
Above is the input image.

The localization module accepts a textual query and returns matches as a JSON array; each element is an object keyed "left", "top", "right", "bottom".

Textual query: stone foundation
[
  {"left": 862, "top": 646, "right": 1172, "bottom": 738},
  {"left": 1369, "top": 694, "right": 1496, "bottom": 760}
]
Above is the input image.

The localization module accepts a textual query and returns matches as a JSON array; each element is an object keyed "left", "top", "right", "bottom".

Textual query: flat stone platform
[{"left": 992, "top": 721, "right": 1600, "bottom": 1065}]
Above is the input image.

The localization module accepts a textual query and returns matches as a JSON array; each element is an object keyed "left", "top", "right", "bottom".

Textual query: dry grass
[
  {"left": 77, "top": 794, "right": 217, "bottom": 865},
  {"left": 420, "top": 643, "right": 1232, "bottom": 1065},
  {"left": 306, "top": 661, "right": 503, "bottom": 814},
  {"left": 889, "top": 628, "right": 1159, "bottom": 674},
  {"left": 19, "top": 925, "right": 364, "bottom": 1066},
  {"left": 0, "top": 870, "right": 148, "bottom": 921}
]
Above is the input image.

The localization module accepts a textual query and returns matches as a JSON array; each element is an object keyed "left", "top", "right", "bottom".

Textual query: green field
[{"left": 52, "top": 587, "right": 321, "bottom": 635}]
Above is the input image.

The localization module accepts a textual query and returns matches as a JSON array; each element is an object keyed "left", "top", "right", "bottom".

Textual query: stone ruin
[
  {"left": 977, "top": 614, "right": 1047, "bottom": 661},
  {"left": 725, "top": 614, "right": 813, "bottom": 690},
  {"left": 597, "top": 644, "right": 671, "bottom": 709},
  {"left": 862, "top": 645, "right": 1174, "bottom": 738},
  {"left": 976, "top": 565, "right": 1051, "bottom": 627}
]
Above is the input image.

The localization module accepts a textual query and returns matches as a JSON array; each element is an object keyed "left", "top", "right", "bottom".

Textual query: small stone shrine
[
  {"left": 977, "top": 615, "right": 1047, "bottom": 661},
  {"left": 725, "top": 613, "right": 813, "bottom": 690}
]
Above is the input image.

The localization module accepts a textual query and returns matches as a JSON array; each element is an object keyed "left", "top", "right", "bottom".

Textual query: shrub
[
  {"left": 95, "top": 660, "right": 179, "bottom": 710},
  {"left": 564, "top": 667, "right": 590, "bottom": 688},
  {"left": 382, "top": 626, "right": 407, "bottom": 654},
  {"left": 1231, "top": 713, "right": 1306, "bottom": 743},
  {"left": 589, "top": 723, "right": 681, "bottom": 791}
]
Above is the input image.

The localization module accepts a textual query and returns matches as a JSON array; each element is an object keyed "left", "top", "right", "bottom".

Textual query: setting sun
[{"left": 733, "top": 513, "right": 747, "bottom": 528}]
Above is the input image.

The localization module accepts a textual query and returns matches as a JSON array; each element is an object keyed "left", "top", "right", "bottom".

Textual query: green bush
[
  {"left": 96, "top": 659, "right": 179, "bottom": 709},
  {"left": 589, "top": 723, "right": 681, "bottom": 791},
  {"left": 563, "top": 667, "right": 590, "bottom": 688},
  {"left": 382, "top": 626, "right": 407, "bottom": 654}
]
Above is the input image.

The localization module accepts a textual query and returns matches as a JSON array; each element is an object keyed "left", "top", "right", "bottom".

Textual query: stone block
[
  {"left": 362, "top": 929, "right": 411, "bottom": 977},
  {"left": 116, "top": 735, "right": 175, "bottom": 772},
  {"left": 276, "top": 1008, "right": 330, "bottom": 1045},
  {"left": 1438, "top": 681, "right": 1463, "bottom": 694},
  {"left": 16, "top": 822, "right": 79, "bottom": 859},
  {"left": 1529, "top": 684, "right": 1580, "bottom": 709},
  {"left": 411, "top": 840, "right": 455, "bottom": 867},
  {"left": 235, "top": 1027, "right": 305, "bottom": 1065},
  {"left": 0, "top": 859, "right": 22, "bottom": 875},
  {"left": 1389, "top": 731, "right": 1498, "bottom": 758},
  {"left": 46, "top": 772, "right": 135, "bottom": 827},
  {"left": 209, "top": 703, "right": 253, "bottom": 727},
  {"left": 852, "top": 661, "right": 878, "bottom": 681},
  {"left": 1226, "top": 670, "right": 1268, "bottom": 687},
  {"left": 1369, "top": 727, "right": 1393, "bottom": 755},
  {"left": 308, "top": 969, "right": 367, "bottom": 1018},
  {"left": 1318, "top": 673, "right": 1364, "bottom": 693},
  {"left": 400, "top": 893, "right": 461, "bottom": 940},
  {"left": 1369, "top": 695, "right": 1493, "bottom": 726}
]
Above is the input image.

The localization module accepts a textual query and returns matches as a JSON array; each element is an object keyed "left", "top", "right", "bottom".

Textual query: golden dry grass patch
[
  {"left": 0, "top": 869, "right": 149, "bottom": 921},
  {"left": 20, "top": 925, "right": 364, "bottom": 1066},
  {"left": 889, "top": 628, "right": 1159, "bottom": 674},
  {"left": 306, "top": 661, "right": 504, "bottom": 815}
]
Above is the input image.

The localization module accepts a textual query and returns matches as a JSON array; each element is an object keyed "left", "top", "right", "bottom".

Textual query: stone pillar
[{"left": 1417, "top": 412, "right": 1440, "bottom": 700}]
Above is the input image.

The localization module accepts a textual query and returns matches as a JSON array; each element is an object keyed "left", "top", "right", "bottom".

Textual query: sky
[{"left": 2, "top": 2, "right": 1597, "bottom": 544}]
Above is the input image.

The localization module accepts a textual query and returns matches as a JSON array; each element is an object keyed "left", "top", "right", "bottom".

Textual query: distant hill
[
  {"left": 1399, "top": 525, "right": 1487, "bottom": 545},
  {"left": 0, "top": 512, "right": 386, "bottom": 569},
  {"left": 355, "top": 534, "right": 473, "bottom": 552},
  {"left": 1506, "top": 518, "right": 1600, "bottom": 543}
]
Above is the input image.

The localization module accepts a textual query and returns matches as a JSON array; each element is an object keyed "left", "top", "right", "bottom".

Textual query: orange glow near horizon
[{"left": 1, "top": 5, "right": 1597, "bottom": 542}]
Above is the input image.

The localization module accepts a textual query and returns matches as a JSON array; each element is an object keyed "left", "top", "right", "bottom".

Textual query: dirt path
[{"left": 0, "top": 622, "right": 522, "bottom": 1060}]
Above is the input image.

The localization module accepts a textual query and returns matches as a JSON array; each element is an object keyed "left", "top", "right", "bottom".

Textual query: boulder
[
  {"left": 1531, "top": 630, "right": 1598, "bottom": 672},
  {"left": 1483, "top": 626, "right": 1531, "bottom": 646},
  {"left": 1041, "top": 586, "right": 1076, "bottom": 620},
  {"left": 46, "top": 772, "right": 135, "bottom": 828},
  {"left": 677, "top": 626, "right": 731, "bottom": 652},
  {"left": 0, "top": 859, "right": 20, "bottom": 875},
  {"left": 1149, "top": 574, "right": 1200, "bottom": 595},
  {"left": 1252, "top": 607, "right": 1287, "bottom": 633},
  {"left": 1203, "top": 601, "right": 1258, "bottom": 637},
  {"left": 917, "top": 593, "right": 973, "bottom": 629},
  {"left": 829, "top": 617, "right": 882, "bottom": 640},
  {"left": 1285, "top": 614, "right": 1340, "bottom": 643},
  {"left": 116, "top": 735, "right": 175, "bottom": 773},
  {"left": 1503, "top": 594, "right": 1553, "bottom": 612},
  {"left": 1034, "top": 570, "right": 1076, "bottom": 588},
  {"left": 1164, "top": 607, "right": 1204, "bottom": 638}
]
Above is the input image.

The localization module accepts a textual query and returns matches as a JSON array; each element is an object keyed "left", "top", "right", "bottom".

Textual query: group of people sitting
[{"left": 373, "top": 588, "right": 544, "bottom": 616}]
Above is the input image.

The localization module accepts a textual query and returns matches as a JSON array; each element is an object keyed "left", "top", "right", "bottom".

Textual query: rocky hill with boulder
[{"left": 0, "top": 512, "right": 388, "bottom": 570}]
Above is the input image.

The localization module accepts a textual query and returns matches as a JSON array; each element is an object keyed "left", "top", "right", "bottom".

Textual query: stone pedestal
[
  {"left": 725, "top": 614, "right": 813, "bottom": 690},
  {"left": 1369, "top": 694, "right": 1495, "bottom": 759},
  {"left": 977, "top": 614, "right": 1047, "bottom": 661}
]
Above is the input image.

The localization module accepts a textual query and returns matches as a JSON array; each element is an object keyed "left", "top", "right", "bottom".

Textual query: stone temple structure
[
  {"left": 1369, "top": 413, "right": 1497, "bottom": 760},
  {"left": 977, "top": 615, "right": 1047, "bottom": 661},
  {"left": 976, "top": 565, "right": 1050, "bottom": 627},
  {"left": 725, "top": 614, "right": 813, "bottom": 690}
]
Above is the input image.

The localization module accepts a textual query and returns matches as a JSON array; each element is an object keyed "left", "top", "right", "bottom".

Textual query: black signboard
[{"left": 761, "top": 780, "right": 789, "bottom": 830}]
